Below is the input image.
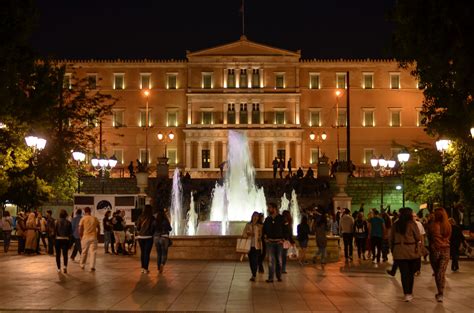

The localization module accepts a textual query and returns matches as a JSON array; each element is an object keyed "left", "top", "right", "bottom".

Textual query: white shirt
[{"left": 415, "top": 220, "right": 425, "bottom": 236}]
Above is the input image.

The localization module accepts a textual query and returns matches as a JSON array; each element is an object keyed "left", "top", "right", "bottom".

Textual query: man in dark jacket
[
  {"left": 449, "top": 218, "right": 466, "bottom": 272},
  {"left": 263, "top": 202, "right": 286, "bottom": 282},
  {"left": 272, "top": 158, "right": 279, "bottom": 179}
]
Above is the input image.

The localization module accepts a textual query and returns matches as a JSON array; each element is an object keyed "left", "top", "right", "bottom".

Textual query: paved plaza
[{"left": 0, "top": 249, "right": 473, "bottom": 313}]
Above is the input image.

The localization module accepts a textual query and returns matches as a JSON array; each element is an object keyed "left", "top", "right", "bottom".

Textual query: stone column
[
  {"left": 187, "top": 101, "right": 192, "bottom": 125},
  {"left": 259, "top": 141, "right": 266, "bottom": 169},
  {"left": 285, "top": 141, "right": 291, "bottom": 161},
  {"left": 185, "top": 141, "right": 192, "bottom": 169},
  {"left": 236, "top": 104, "right": 240, "bottom": 124},
  {"left": 210, "top": 141, "right": 216, "bottom": 169},
  {"left": 296, "top": 141, "right": 302, "bottom": 169},
  {"left": 223, "top": 103, "right": 228, "bottom": 124},
  {"left": 260, "top": 103, "right": 264, "bottom": 124},
  {"left": 295, "top": 99, "right": 300, "bottom": 125},
  {"left": 272, "top": 141, "right": 278, "bottom": 159},
  {"left": 197, "top": 141, "right": 203, "bottom": 170},
  {"left": 222, "top": 141, "right": 228, "bottom": 162}
]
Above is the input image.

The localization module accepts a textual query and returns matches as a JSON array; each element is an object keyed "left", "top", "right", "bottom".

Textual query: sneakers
[
  {"left": 404, "top": 294, "right": 413, "bottom": 302},
  {"left": 386, "top": 269, "right": 395, "bottom": 277},
  {"left": 159, "top": 265, "right": 164, "bottom": 274},
  {"left": 56, "top": 268, "right": 61, "bottom": 273},
  {"left": 90, "top": 268, "right": 96, "bottom": 272},
  {"left": 372, "top": 260, "right": 377, "bottom": 264},
  {"left": 435, "top": 294, "right": 443, "bottom": 302},
  {"left": 265, "top": 279, "right": 273, "bottom": 283},
  {"left": 80, "top": 264, "right": 85, "bottom": 270},
  {"left": 249, "top": 276, "right": 256, "bottom": 282},
  {"left": 63, "top": 267, "right": 67, "bottom": 274},
  {"left": 141, "top": 269, "right": 149, "bottom": 274}
]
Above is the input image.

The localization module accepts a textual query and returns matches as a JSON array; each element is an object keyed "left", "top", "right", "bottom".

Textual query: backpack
[{"left": 354, "top": 221, "right": 367, "bottom": 236}]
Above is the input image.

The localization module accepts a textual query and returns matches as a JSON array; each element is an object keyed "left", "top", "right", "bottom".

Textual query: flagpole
[{"left": 242, "top": 0, "right": 245, "bottom": 35}]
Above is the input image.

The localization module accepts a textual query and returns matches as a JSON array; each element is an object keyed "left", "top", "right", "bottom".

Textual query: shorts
[
  {"left": 299, "top": 239, "right": 308, "bottom": 248},
  {"left": 114, "top": 231, "right": 125, "bottom": 244}
]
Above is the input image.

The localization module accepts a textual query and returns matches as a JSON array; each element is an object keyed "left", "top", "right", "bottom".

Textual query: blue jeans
[
  {"left": 316, "top": 246, "right": 327, "bottom": 264},
  {"left": 104, "top": 231, "right": 112, "bottom": 253},
  {"left": 266, "top": 241, "right": 283, "bottom": 280},
  {"left": 154, "top": 236, "right": 170, "bottom": 267},
  {"left": 138, "top": 238, "right": 154, "bottom": 270},
  {"left": 55, "top": 239, "right": 69, "bottom": 269},
  {"left": 248, "top": 247, "right": 260, "bottom": 277},
  {"left": 282, "top": 248, "right": 288, "bottom": 272},
  {"left": 70, "top": 238, "right": 82, "bottom": 259},
  {"left": 3, "top": 231, "right": 11, "bottom": 252}
]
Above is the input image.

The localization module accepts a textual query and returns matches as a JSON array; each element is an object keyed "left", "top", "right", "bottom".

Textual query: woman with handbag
[
  {"left": 390, "top": 207, "right": 421, "bottom": 302},
  {"left": 281, "top": 210, "right": 294, "bottom": 274},
  {"left": 154, "top": 210, "right": 172, "bottom": 274},
  {"left": 54, "top": 210, "right": 73, "bottom": 273},
  {"left": 242, "top": 211, "right": 263, "bottom": 281},
  {"left": 136, "top": 205, "right": 156, "bottom": 274}
]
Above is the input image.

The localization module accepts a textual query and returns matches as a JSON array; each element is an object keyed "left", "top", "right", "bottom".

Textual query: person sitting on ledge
[{"left": 296, "top": 167, "right": 304, "bottom": 178}]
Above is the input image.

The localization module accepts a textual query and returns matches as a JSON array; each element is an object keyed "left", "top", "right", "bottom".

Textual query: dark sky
[{"left": 32, "top": 0, "right": 396, "bottom": 60}]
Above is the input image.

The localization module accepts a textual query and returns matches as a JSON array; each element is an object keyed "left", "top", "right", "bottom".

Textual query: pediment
[{"left": 187, "top": 36, "right": 300, "bottom": 58}]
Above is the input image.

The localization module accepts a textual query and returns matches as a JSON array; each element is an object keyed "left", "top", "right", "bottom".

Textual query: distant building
[{"left": 63, "top": 36, "right": 431, "bottom": 178}]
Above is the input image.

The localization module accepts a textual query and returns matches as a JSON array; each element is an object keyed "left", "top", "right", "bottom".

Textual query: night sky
[{"left": 32, "top": 0, "right": 396, "bottom": 60}]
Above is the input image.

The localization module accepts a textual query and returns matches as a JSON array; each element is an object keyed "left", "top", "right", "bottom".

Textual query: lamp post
[
  {"left": 157, "top": 131, "right": 175, "bottom": 159},
  {"left": 470, "top": 127, "right": 474, "bottom": 138},
  {"left": 309, "top": 131, "right": 327, "bottom": 164},
  {"left": 143, "top": 89, "right": 150, "bottom": 164},
  {"left": 25, "top": 136, "right": 47, "bottom": 165},
  {"left": 436, "top": 138, "right": 451, "bottom": 211},
  {"left": 397, "top": 149, "right": 410, "bottom": 207},
  {"left": 91, "top": 154, "right": 118, "bottom": 193},
  {"left": 370, "top": 155, "right": 396, "bottom": 210},
  {"left": 335, "top": 90, "right": 342, "bottom": 160},
  {"left": 72, "top": 151, "right": 86, "bottom": 193}
]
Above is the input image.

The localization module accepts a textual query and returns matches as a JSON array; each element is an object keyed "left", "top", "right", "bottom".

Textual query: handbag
[
  {"left": 236, "top": 238, "right": 251, "bottom": 253},
  {"left": 288, "top": 245, "right": 299, "bottom": 260},
  {"left": 283, "top": 240, "right": 291, "bottom": 249}
]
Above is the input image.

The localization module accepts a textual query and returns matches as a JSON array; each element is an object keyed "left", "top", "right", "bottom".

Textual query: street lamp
[
  {"left": 397, "top": 149, "right": 410, "bottom": 207},
  {"left": 436, "top": 138, "right": 451, "bottom": 210},
  {"left": 157, "top": 131, "right": 175, "bottom": 158},
  {"left": 25, "top": 136, "right": 47, "bottom": 152},
  {"left": 370, "top": 155, "right": 396, "bottom": 210},
  {"left": 470, "top": 127, "right": 474, "bottom": 138},
  {"left": 72, "top": 151, "right": 86, "bottom": 193},
  {"left": 91, "top": 154, "right": 118, "bottom": 193},
  {"left": 309, "top": 131, "right": 327, "bottom": 164}
]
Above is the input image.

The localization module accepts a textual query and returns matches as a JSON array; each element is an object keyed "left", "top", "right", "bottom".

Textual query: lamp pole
[
  {"left": 436, "top": 139, "right": 451, "bottom": 212},
  {"left": 371, "top": 155, "right": 396, "bottom": 210},
  {"left": 72, "top": 151, "right": 86, "bottom": 193},
  {"left": 309, "top": 131, "right": 327, "bottom": 164},
  {"left": 397, "top": 149, "right": 410, "bottom": 207}
]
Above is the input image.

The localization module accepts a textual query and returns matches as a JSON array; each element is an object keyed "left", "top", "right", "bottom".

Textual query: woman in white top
[{"left": 242, "top": 211, "right": 263, "bottom": 282}]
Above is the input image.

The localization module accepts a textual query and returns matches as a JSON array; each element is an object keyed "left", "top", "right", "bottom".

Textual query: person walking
[
  {"left": 381, "top": 212, "right": 392, "bottom": 262},
  {"left": 136, "top": 205, "right": 156, "bottom": 274},
  {"left": 353, "top": 213, "right": 368, "bottom": 260},
  {"left": 70, "top": 209, "right": 83, "bottom": 261},
  {"left": 257, "top": 213, "right": 266, "bottom": 273},
  {"left": 154, "top": 210, "right": 172, "bottom": 273},
  {"left": 113, "top": 210, "right": 127, "bottom": 255},
  {"left": 2, "top": 211, "right": 13, "bottom": 253},
  {"left": 272, "top": 158, "right": 279, "bottom": 179},
  {"left": 103, "top": 211, "right": 114, "bottom": 254},
  {"left": 79, "top": 207, "right": 100, "bottom": 271},
  {"left": 449, "top": 218, "right": 465, "bottom": 272},
  {"left": 297, "top": 215, "right": 310, "bottom": 264},
  {"left": 427, "top": 208, "right": 452, "bottom": 302},
  {"left": 340, "top": 208, "right": 355, "bottom": 262},
  {"left": 37, "top": 212, "right": 48, "bottom": 253},
  {"left": 263, "top": 202, "right": 285, "bottom": 282},
  {"left": 390, "top": 207, "right": 421, "bottom": 302},
  {"left": 16, "top": 212, "right": 26, "bottom": 254},
  {"left": 281, "top": 210, "right": 294, "bottom": 274},
  {"left": 24, "top": 212, "right": 38, "bottom": 255},
  {"left": 314, "top": 211, "right": 328, "bottom": 269},
  {"left": 369, "top": 210, "right": 385, "bottom": 265},
  {"left": 46, "top": 210, "right": 56, "bottom": 255},
  {"left": 287, "top": 158, "right": 293, "bottom": 176},
  {"left": 278, "top": 158, "right": 285, "bottom": 178},
  {"left": 54, "top": 209, "right": 72, "bottom": 273},
  {"left": 242, "top": 211, "right": 263, "bottom": 281}
]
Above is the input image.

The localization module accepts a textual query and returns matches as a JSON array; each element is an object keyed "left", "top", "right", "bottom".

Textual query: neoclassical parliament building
[{"left": 65, "top": 36, "right": 432, "bottom": 177}]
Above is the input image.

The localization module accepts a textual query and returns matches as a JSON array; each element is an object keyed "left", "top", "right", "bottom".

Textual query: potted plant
[{"left": 334, "top": 161, "right": 350, "bottom": 196}]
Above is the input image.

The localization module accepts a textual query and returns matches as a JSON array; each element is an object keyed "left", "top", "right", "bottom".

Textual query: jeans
[
  {"left": 55, "top": 239, "right": 69, "bottom": 269},
  {"left": 382, "top": 239, "right": 390, "bottom": 261},
  {"left": 282, "top": 248, "right": 288, "bottom": 272},
  {"left": 316, "top": 246, "right": 327, "bottom": 264},
  {"left": 451, "top": 247, "right": 459, "bottom": 271},
  {"left": 258, "top": 242, "right": 266, "bottom": 272},
  {"left": 267, "top": 241, "right": 283, "bottom": 280},
  {"left": 371, "top": 236, "right": 382, "bottom": 263},
  {"left": 248, "top": 247, "right": 260, "bottom": 277},
  {"left": 80, "top": 238, "right": 98, "bottom": 269},
  {"left": 70, "top": 237, "right": 82, "bottom": 259},
  {"left": 154, "top": 236, "right": 170, "bottom": 267},
  {"left": 398, "top": 259, "right": 418, "bottom": 295},
  {"left": 138, "top": 238, "right": 154, "bottom": 270},
  {"left": 3, "top": 231, "right": 11, "bottom": 252},
  {"left": 18, "top": 236, "right": 25, "bottom": 254},
  {"left": 342, "top": 233, "right": 353, "bottom": 259},
  {"left": 48, "top": 235, "right": 55, "bottom": 255},
  {"left": 104, "top": 231, "right": 113, "bottom": 253},
  {"left": 355, "top": 237, "right": 366, "bottom": 258}
]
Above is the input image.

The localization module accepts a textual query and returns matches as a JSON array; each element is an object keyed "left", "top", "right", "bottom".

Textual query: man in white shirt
[
  {"left": 339, "top": 208, "right": 355, "bottom": 262},
  {"left": 79, "top": 207, "right": 100, "bottom": 271}
]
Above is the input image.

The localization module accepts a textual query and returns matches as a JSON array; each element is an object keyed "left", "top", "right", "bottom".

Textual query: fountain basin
[{"left": 196, "top": 221, "right": 247, "bottom": 236}]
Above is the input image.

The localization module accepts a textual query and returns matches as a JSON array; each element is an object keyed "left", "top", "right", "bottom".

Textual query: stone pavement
[{"left": 0, "top": 249, "right": 473, "bottom": 312}]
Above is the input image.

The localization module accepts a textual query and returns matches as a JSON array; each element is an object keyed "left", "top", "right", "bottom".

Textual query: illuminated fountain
[
  {"left": 170, "top": 168, "right": 183, "bottom": 235},
  {"left": 289, "top": 189, "right": 301, "bottom": 235},
  {"left": 197, "top": 130, "right": 267, "bottom": 235},
  {"left": 186, "top": 192, "right": 198, "bottom": 236},
  {"left": 280, "top": 193, "right": 290, "bottom": 213}
]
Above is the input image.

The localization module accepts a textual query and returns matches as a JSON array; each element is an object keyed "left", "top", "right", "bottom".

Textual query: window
[
  {"left": 112, "top": 110, "right": 124, "bottom": 127},
  {"left": 337, "top": 109, "right": 347, "bottom": 127},
  {"left": 309, "top": 73, "right": 320, "bottom": 89},
  {"left": 363, "top": 149, "right": 374, "bottom": 164},
  {"left": 139, "top": 110, "right": 151, "bottom": 127},
  {"left": 311, "top": 149, "right": 319, "bottom": 164},
  {"left": 310, "top": 111, "right": 321, "bottom": 127},
  {"left": 277, "top": 149, "right": 286, "bottom": 161},
  {"left": 251, "top": 103, "right": 260, "bottom": 124},
  {"left": 140, "top": 73, "right": 151, "bottom": 89},
  {"left": 112, "top": 149, "right": 124, "bottom": 165},
  {"left": 390, "top": 110, "right": 401, "bottom": 127},
  {"left": 339, "top": 149, "right": 347, "bottom": 161},
  {"left": 87, "top": 74, "right": 97, "bottom": 89},
  {"left": 202, "top": 73, "right": 213, "bottom": 89},
  {"left": 275, "top": 111, "right": 285, "bottom": 125},
  {"left": 227, "top": 69, "right": 235, "bottom": 88},
  {"left": 416, "top": 109, "right": 424, "bottom": 127},
  {"left": 63, "top": 73, "right": 72, "bottom": 89},
  {"left": 363, "top": 73, "right": 373, "bottom": 89},
  {"left": 139, "top": 149, "right": 151, "bottom": 164},
  {"left": 275, "top": 73, "right": 285, "bottom": 89},
  {"left": 252, "top": 69, "right": 260, "bottom": 88},
  {"left": 114, "top": 73, "right": 124, "bottom": 90},
  {"left": 167, "top": 111, "right": 178, "bottom": 127},
  {"left": 336, "top": 73, "right": 347, "bottom": 89},
  {"left": 201, "top": 149, "right": 210, "bottom": 168},
  {"left": 390, "top": 73, "right": 400, "bottom": 89},
  {"left": 363, "top": 109, "right": 374, "bottom": 127},
  {"left": 239, "top": 103, "right": 248, "bottom": 124},
  {"left": 227, "top": 103, "right": 235, "bottom": 124},
  {"left": 167, "top": 74, "right": 177, "bottom": 89},
  {"left": 167, "top": 148, "right": 177, "bottom": 165},
  {"left": 201, "top": 111, "right": 213, "bottom": 125},
  {"left": 240, "top": 69, "right": 248, "bottom": 88}
]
